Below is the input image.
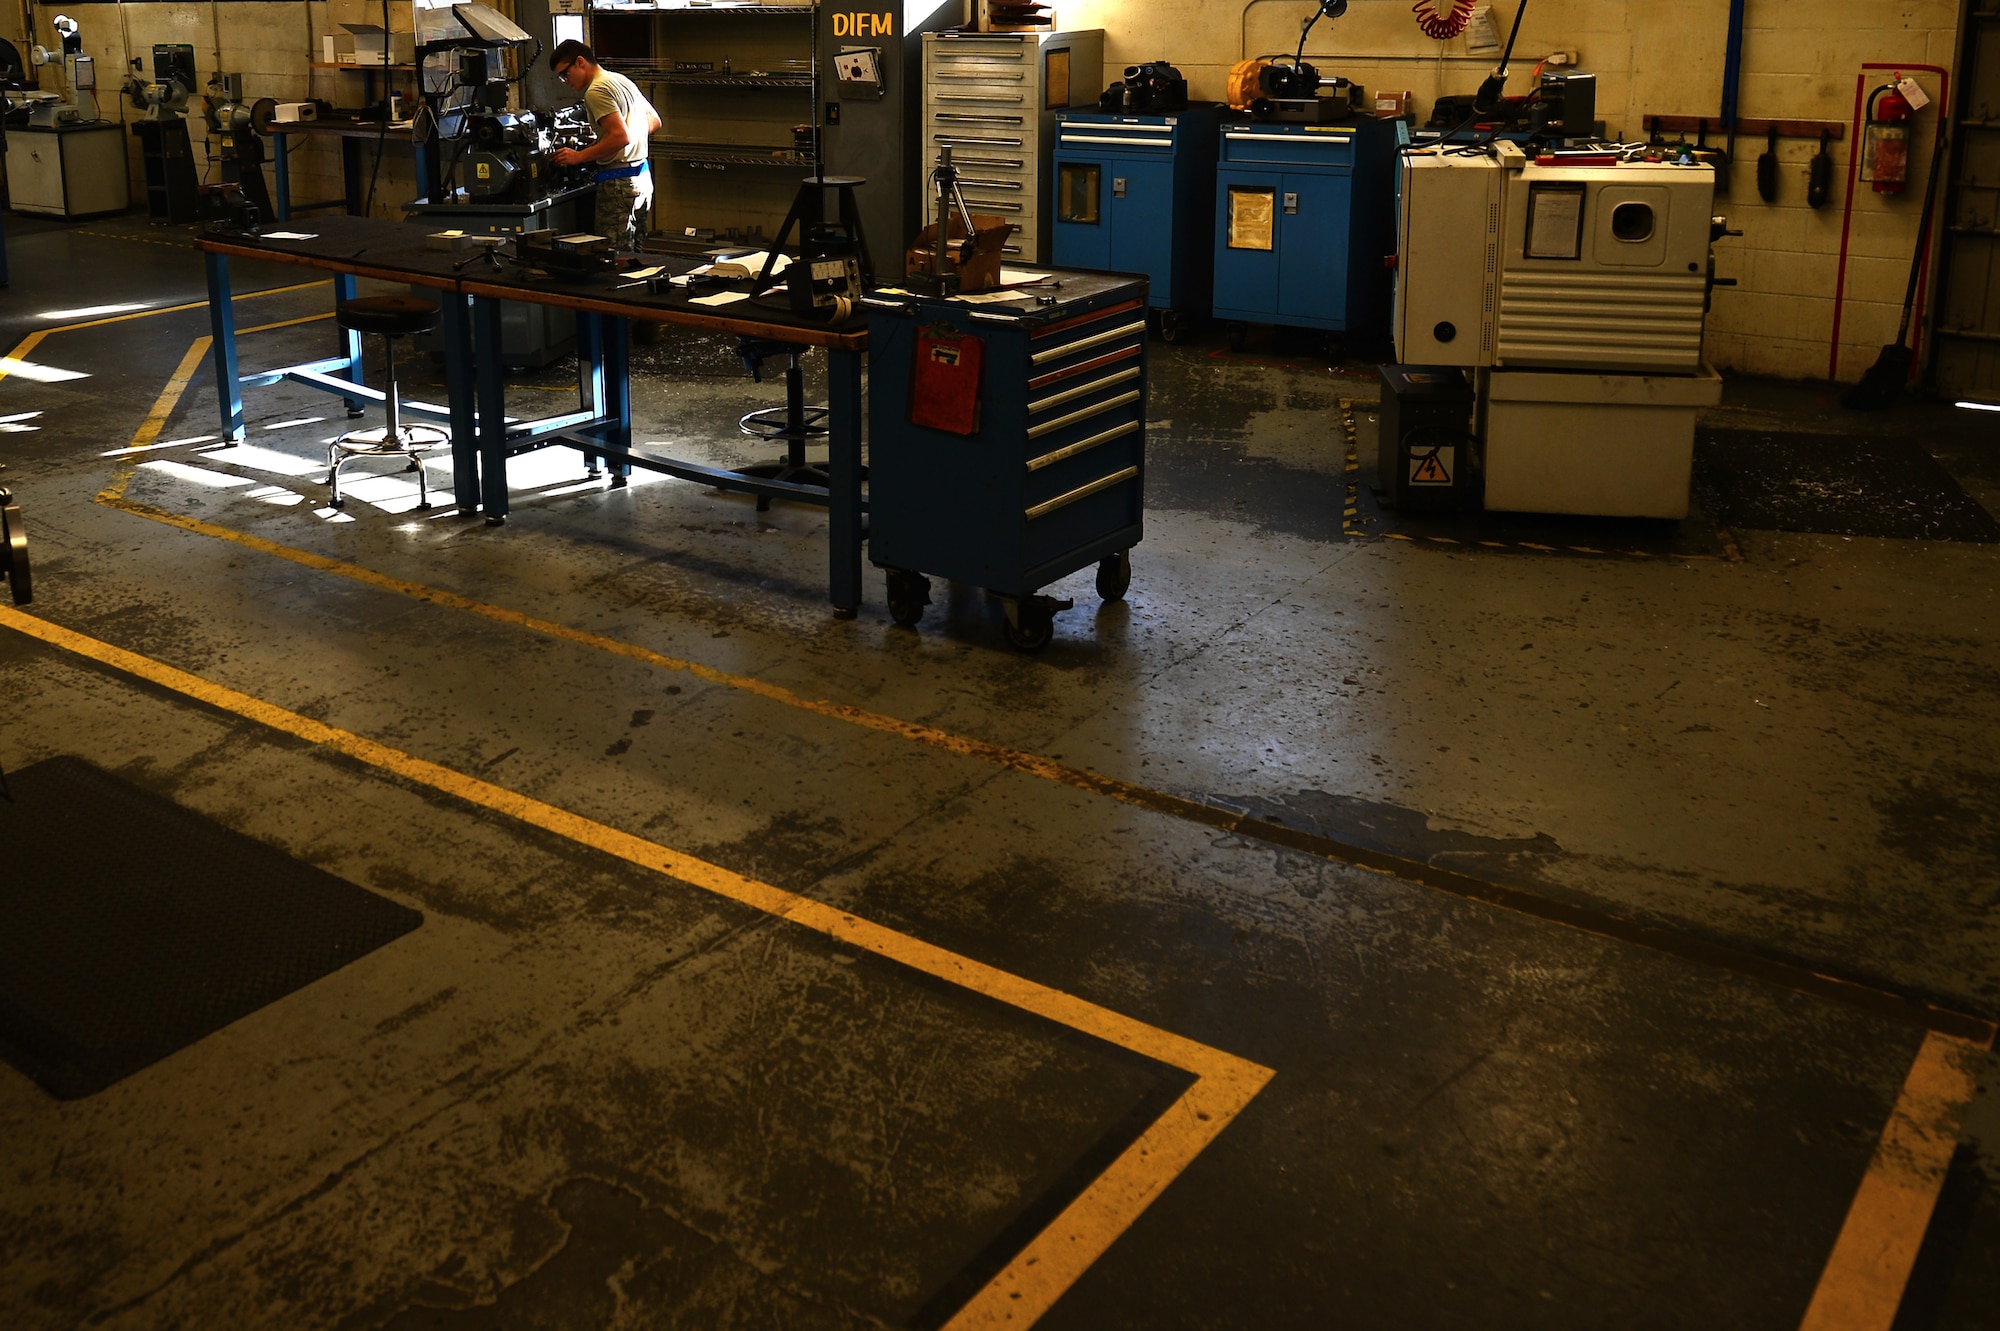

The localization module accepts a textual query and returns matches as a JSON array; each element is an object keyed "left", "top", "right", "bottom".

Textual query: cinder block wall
[
  {"left": 1061, "top": 0, "right": 1961, "bottom": 382},
  {"left": 16, "top": 1, "right": 436, "bottom": 224},
  {"left": 12, "top": 1, "right": 1963, "bottom": 384}
]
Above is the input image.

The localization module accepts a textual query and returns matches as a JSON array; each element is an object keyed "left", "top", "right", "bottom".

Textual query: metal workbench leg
[
  {"left": 602, "top": 316, "right": 631, "bottom": 486},
  {"left": 828, "top": 347, "right": 864, "bottom": 616},
  {"left": 575, "top": 311, "right": 601, "bottom": 476},
  {"left": 272, "top": 133, "right": 291, "bottom": 223},
  {"left": 474, "top": 295, "right": 509, "bottom": 523},
  {"left": 442, "top": 295, "right": 480, "bottom": 512},
  {"left": 204, "top": 251, "right": 244, "bottom": 443},
  {"left": 342, "top": 137, "right": 362, "bottom": 215},
  {"left": 333, "top": 272, "right": 364, "bottom": 416}
]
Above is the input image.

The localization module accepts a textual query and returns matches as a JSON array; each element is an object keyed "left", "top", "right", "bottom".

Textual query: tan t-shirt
[{"left": 582, "top": 68, "right": 658, "bottom": 167}]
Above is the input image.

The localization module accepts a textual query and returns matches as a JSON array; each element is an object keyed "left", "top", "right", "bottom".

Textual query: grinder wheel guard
[{"left": 1, "top": 488, "right": 30, "bottom": 606}]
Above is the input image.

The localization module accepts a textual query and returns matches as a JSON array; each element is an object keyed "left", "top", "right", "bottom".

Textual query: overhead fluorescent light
[{"left": 1954, "top": 400, "right": 2000, "bottom": 413}]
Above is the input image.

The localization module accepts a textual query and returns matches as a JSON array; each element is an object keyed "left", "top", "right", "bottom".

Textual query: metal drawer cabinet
[
  {"left": 923, "top": 30, "right": 1104, "bottom": 264},
  {"left": 1051, "top": 105, "right": 1221, "bottom": 339},
  {"left": 1211, "top": 117, "right": 1405, "bottom": 350},
  {"left": 866, "top": 271, "right": 1148, "bottom": 651}
]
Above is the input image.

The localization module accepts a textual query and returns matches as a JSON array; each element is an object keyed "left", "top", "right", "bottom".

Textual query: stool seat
[{"left": 337, "top": 295, "right": 440, "bottom": 337}]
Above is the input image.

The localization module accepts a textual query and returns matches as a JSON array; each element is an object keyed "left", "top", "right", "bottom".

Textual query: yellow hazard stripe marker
[{"left": 0, "top": 602, "right": 1271, "bottom": 1328}]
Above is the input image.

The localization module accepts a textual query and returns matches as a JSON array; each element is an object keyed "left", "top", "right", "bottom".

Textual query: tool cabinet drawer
[{"left": 1220, "top": 128, "right": 1354, "bottom": 168}]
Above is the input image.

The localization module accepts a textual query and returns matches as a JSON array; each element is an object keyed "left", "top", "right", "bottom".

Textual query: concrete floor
[{"left": 2, "top": 212, "right": 1998, "bottom": 1329}]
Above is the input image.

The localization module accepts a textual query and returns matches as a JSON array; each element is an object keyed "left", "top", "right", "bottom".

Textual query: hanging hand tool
[
  {"left": 1756, "top": 124, "right": 1779, "bottom": 201},
  {"left": 1806, "top": 129, "right": 1834, "bottom": 208}
]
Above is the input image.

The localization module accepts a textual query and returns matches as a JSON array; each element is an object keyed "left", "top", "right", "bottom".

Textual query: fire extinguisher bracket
[{"left": 1860, "top": 82, "right": 1913, "bottom": 195}]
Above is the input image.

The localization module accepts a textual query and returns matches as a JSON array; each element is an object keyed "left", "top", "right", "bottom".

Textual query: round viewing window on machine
[{"left": 1611, "top": 201, "right": 1656, "bottom": 242}]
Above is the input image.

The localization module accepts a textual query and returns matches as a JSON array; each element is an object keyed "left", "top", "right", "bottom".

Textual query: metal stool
[
  {"left": 733, "top": 336, "right": 831, "bottom": 511},
  {"left": 327, "top": 295, "right": 448, "bottom": 511}
]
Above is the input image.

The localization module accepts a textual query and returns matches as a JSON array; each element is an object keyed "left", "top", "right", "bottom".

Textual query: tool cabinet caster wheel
[
  {"left": 1157, "top": 310, "right": 1185, "bottom": 343},
  {"left": 1005, "top": 610, "right": 1054, "bottom": 653},
  {"left": 1095, "top": 551, "right": 1131, "bottom": 601},
  {"left": 886, "top": 569, "right": 931, "bottom": 628},
  {"left": 1225, "top": 321, "right": 1247, "bottom": 353}
]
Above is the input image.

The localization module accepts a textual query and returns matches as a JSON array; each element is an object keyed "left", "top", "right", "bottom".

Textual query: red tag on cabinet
[{"left": 910, "top": 324, "right": 984, "bottom": 435}]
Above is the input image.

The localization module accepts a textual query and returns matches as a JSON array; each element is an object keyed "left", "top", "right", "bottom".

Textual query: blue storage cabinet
[
  {"left": 1211, "top": 117, "right": 1406, "bottom": 348},
  {"left": 1050, "top": 106, "right": 1220, "bottom": 339},
  {"left": 866, "top": 271, "right": 1149, "bottom": 651}
]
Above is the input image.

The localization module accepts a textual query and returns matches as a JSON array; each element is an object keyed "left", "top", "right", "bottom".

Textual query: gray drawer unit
[{"left": 922, "top": 29, "right": 1102, "bottom": 264}]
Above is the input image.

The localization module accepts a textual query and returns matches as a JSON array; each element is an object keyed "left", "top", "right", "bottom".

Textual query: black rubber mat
[
  {"left": 1694, "top": 429, "right": 2000, "bottom": 542},
  {"left": 0, "top": 756, "right": 422, "bottom": 1099}
]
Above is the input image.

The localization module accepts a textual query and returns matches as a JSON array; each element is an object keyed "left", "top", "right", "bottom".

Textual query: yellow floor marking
[
  {"left": 239, "top": 312, "right": 336, "bottom": 336},
  {"left": 99, "top": 339, "right": 215, "bottom": 502},
  {"left": 101, "top": 339, "right": 2000, "bottom": 1053},
  {"left": 0, "top": 603, "right": 1272, "bottom": 1328},
  {"left": 1799, "top": 1032, "right": 1988, "bottom": 1331},
  {"left": 0, "top": 280, "right": 330, "bottom": 383}
]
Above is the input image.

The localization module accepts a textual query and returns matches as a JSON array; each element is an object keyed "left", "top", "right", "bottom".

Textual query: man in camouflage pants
[{"left": 548, "top": 39, "right": 662, "bottom": 251}]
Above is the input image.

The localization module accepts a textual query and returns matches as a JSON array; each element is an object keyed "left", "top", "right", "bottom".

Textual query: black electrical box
[
  {"left": 1376, "top": 364, "right": 1477, "bottom": 510},
  {"left": 1533, "top": 71, "right": 1596, "bottom": 142}
]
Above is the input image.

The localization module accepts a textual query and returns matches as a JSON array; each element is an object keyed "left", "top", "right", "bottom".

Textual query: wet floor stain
[{"left": 1211, "top": 787, "right": 1563, "bottom": 873}]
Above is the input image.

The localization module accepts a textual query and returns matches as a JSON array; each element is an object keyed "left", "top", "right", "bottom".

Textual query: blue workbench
[{"left": 194, "top": 216, "right": 870, "bottom": 613}]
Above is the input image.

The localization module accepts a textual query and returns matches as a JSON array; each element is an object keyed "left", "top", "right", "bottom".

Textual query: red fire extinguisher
[{"left": 1862, "top": 83, "right": 1912, "bottom": 194}]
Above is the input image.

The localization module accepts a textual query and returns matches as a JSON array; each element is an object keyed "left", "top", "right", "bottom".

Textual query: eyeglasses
[{"left": 555, "top": 62, "right": 576, "bottom": 80}]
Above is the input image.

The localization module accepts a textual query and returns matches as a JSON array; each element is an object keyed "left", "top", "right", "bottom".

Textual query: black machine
[
  {"left": 458, "top": 104, "right": 594, "bottom": 203},
  {"left": 1099, "top": 62, "right": 1188, "bottom": 114},
  {"left": 1375, "top": 365, "right": 1477, "bottom": 512},
  {"left": 1, "top": 480, "right": 31, "bottom": 606},
  {"left": 1425, "top": 70, "right": 1598, "bottom": 143}
]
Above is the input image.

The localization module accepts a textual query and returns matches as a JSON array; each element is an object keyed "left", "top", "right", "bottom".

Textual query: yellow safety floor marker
[
  {"left": 0, "top": 604, "right": 1270, "bottom": 1330},
  {"left": 1798, "top": 1031, "right": 1989, "bottom": 1331}
]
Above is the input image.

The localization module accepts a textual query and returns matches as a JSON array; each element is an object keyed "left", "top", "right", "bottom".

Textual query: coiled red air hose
[{"left": 1412, "top": 0, "right": 1476, "bottom": 39}]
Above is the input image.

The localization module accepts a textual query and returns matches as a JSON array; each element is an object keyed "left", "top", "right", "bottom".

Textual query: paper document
[
  {"left": 698, "top": 251, "right": 790, "bottom": 280},
  {"left": 689, "top": 291, "right": 751, "bottom": 307},
  {"left": 262, "top": 231, "right": 319, "bottom": 240}
]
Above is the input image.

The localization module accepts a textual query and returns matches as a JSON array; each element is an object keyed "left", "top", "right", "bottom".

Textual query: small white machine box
[{"left": 274, "top": 102, "right": 317, "bottom": 123}]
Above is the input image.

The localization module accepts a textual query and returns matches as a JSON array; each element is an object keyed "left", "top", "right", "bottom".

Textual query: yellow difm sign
[{"left": 831, "top": 11, "right": 894, "bottom": 36}]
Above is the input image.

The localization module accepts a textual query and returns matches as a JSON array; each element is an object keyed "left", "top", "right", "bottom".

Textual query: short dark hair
[{"left": 550, "top": 40, "right": 595, "bottom": 71}]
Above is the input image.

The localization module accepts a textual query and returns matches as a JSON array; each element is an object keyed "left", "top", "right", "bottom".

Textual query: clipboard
[{"left": 910, "top": 323, "right": 984, "bottom": 435}]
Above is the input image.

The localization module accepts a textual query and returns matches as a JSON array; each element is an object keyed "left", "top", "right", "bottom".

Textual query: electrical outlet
[{"left": 1544, "top": 51, "right": 1579, "bottom": 67}]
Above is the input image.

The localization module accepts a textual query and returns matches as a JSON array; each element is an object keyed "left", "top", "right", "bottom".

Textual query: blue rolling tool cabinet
[
  {"left": 1050, "top": 106, "right": 1220, "bottom": 340},
  {"left": 866, "top": 270, "right": 1149, "bottom": 651},
  {"left": 1211, "top": 116, "right": 1406, "bottom": 351}
]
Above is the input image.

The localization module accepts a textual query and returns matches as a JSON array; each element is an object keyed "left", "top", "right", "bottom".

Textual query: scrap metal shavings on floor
[{"left": 1694, "top": 429, "right": 2000, "bottom": 542}]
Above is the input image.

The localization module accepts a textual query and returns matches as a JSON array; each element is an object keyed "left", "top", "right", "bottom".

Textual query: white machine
[
  {"left": 28, "top": 14, "right": 96, "bottom": 124},
  {"left": 1392, "top": 141, "right": 1732, "bottom": 518}
]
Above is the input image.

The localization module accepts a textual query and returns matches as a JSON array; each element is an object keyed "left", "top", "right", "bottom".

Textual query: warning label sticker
[{"left": 1409, "top": 446, "right": 1455, "bottom": 486}]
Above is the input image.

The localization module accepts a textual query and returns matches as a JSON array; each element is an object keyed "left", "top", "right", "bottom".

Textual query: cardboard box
[
  {"left": 340, "top": 25, "right": 417, "bottom": 66},
  {"left": 328, "top": 0, "right": 414, "bottom": 34},
  {"left": 905, "top": 215, "right": 1016, "bottom": 292}
]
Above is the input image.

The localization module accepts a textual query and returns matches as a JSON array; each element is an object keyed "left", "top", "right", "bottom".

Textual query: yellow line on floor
[
  {"left": 99, "top": 339, "right": 215, "bottom": 504},
  {"left": 0, "top": 602, "right": 1270, "bottom": 1329},
  {"left": 1798, "top": 1031, "right": 1987, "bottom": 1331},
  {"left": 0, "top": 280, "right": 331, "bottom": 384}
]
